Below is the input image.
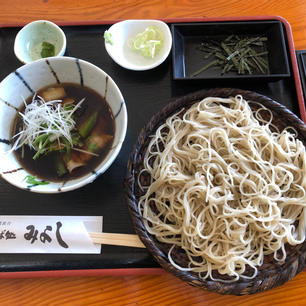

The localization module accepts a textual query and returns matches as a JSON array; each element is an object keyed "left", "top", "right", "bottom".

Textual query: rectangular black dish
[
  {"left": 0, "top": 17, "right": 305, "bottom": 275},
  {"left": 171, "top": 20, "right": 290, "bottom": 80},
  {"left": 296, "top": 50, "right": 306, "bottom": 103}
]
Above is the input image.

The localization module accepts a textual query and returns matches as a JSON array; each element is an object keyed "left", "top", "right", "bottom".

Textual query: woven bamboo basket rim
[{"left": 125, "top": 88, "right": 306, "bottom": 295}]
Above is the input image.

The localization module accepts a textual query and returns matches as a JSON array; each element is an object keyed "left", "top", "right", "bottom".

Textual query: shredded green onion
[
  {"left": 11, "top": 95, "right": 84, "bottom": 160},
  {"left": 128, "top": 26, "right": 163, "bottom": 58}
]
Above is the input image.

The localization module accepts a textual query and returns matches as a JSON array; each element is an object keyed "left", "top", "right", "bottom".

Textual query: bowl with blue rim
[{"left": 0, "top": 56, "right": 127, "bottom": 193}]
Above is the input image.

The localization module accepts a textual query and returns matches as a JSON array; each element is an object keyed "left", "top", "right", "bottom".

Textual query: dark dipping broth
[{"left": 13, "top": 83, "right": 115, "bottom": 182}]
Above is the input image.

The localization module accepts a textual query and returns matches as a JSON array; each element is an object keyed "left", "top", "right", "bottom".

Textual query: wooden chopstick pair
[{"left": 89, "top": 232, "right": 145, "bottom": 248}]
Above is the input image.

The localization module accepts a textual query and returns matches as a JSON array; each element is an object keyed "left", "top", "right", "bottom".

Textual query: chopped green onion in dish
[
  {"left": 104, "top": 30, "right": 114, "bottom": 45},
  {"left": 128, "top": 26, "right": 164, "bottom": 58}
]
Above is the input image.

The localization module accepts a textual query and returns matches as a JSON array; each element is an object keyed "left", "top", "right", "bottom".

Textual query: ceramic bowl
[
  {"left": 104, "top": 19, "right": 172, "bottom": 71},
  {"left": 0, "top": 56, "right": 127, "bottom": 193},
  {"left": 14, "top": 20, "right": 67, "bottom": 64}
]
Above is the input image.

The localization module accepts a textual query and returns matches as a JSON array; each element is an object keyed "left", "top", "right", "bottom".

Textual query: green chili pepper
[
  {"left": 55, "top": 157, "right": 67, "bottom": 177},
  {"left": 78, "top": 111, "right": 98, "bottom": 138}
]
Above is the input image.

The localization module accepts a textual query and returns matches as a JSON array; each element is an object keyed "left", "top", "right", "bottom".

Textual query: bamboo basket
[{"left": 125, "top": 88, "right": 306, "bottom": 295}]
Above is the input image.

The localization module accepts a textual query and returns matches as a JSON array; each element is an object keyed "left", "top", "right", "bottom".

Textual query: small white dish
[
  {"left": 14, "top": 20, "right": 67, "bottom": 64},
  {"left": 104, "top": 19, "right": 172, "bottom": 71}
]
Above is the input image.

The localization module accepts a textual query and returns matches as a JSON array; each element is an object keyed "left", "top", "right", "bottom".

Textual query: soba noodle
[{"left": 138, "top": 95, "right": 306, "bottom": 282}]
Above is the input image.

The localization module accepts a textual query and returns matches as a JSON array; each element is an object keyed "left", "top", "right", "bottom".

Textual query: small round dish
[
  {"left": 104, "top": 19, "right": 172, "bottom": 71},
  {"left": 14, "top": 20, "right": 66, "bottom": 64}
]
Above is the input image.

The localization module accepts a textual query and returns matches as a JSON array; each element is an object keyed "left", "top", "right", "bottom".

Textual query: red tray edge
[
  {"left": 0, "top": 268, "right": 166, "bottom": 279},
  {"left": 0, "top": 267, "right": 304, "bottom": 279}
]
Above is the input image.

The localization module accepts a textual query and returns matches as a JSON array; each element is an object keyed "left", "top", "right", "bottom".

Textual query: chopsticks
[{"left": 89, "top": 232, "right": 145, "bottom": 248}]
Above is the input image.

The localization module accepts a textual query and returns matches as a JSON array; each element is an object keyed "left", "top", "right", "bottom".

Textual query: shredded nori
[{"left": 191, "top": 35, "right": 269, "bottom": 77}]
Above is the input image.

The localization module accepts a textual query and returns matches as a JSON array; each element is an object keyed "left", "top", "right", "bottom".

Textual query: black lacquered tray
[{"left": 0, "top": 16, "right": 305, "bottom": 275}]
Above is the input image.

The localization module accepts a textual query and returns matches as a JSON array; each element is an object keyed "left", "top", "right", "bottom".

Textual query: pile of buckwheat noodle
[{"left": 138, "top": 95, "right": 306, "bottom": 282}]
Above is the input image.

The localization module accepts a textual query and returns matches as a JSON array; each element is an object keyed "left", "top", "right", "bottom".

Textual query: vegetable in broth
[{"left": 12, "top": 83, "right": 115, "bottom": 181}]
